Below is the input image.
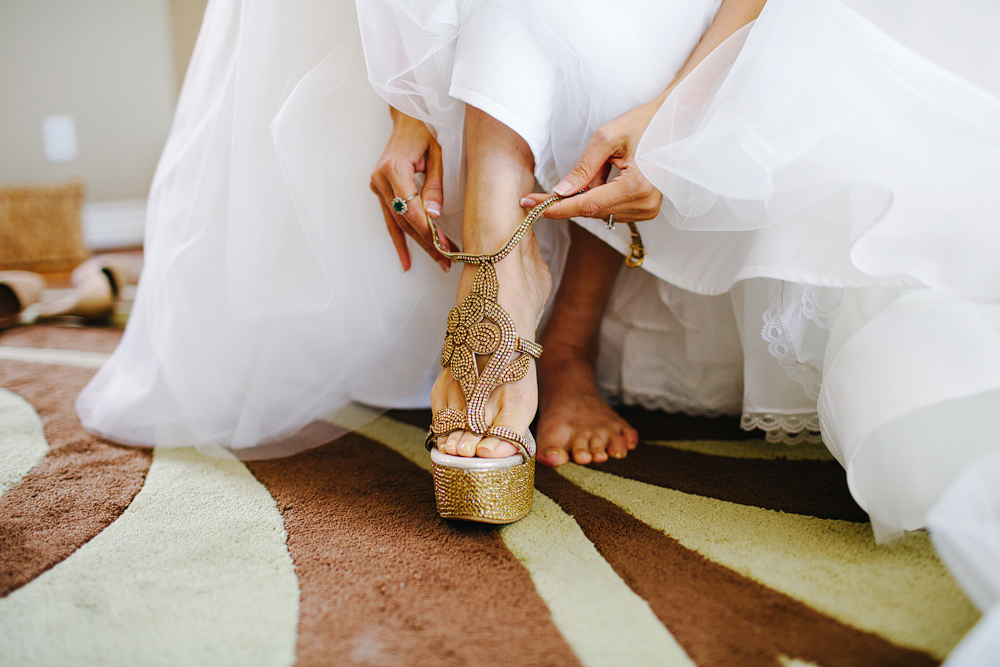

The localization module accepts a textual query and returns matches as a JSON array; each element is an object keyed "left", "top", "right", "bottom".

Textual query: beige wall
[
  {"left": 168, "top": 0, "right": 209, "bottom": 93},
  {"left": 0, "top": 0, "right": 203, "bottom": 201}
]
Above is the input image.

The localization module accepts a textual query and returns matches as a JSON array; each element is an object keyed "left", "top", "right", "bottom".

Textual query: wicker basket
[{"left": 0, "top": 181, "right": 90, "bottom": 273}]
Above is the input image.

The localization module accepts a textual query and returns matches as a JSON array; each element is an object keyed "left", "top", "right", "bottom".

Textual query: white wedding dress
[{"left": 75, "top": 0, "right": 1000, "bottom": 660}]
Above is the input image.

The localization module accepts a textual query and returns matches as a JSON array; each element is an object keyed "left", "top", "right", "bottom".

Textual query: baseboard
[{"left": 82, "top": 199, "right": 146, "bottom": 250}]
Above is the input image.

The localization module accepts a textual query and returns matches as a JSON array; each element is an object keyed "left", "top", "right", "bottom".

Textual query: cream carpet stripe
[
  {"left": 0, "top": 447, "right": 299, "bottom": 667},
  {"left": 648, "top": 438, "right": 835, "bottom": 461},
  {"left": 0, "top": 388, "right": 49, "bottom": 495},
  {"left": 354, "top": 417, "right": 695, "bottom": 667},
  {"left": 557, "top": 463, "right": 978, "bottom": 659},
  {"left": 0, "top": 346, "right": 110, "bottom": 369},
  {"left": 780, "top": 658, "right": 821, "bottom": 667}
]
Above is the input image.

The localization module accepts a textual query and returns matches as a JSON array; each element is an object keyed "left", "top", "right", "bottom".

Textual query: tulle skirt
[{"left": 77, "top": 0, "right": 1000, "bottom": 656}]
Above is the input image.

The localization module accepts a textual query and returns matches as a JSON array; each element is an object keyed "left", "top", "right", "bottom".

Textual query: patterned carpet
[{"left": 0, "top": 322, "right": 980, "bottom": 666}]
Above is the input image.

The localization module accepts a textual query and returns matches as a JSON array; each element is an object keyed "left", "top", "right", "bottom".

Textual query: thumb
[
  {"left": 421, "top": 142, "right": 444, "bottom": 218},
  {"left": 553, "top": 129, "right": 616, "bottom": 196}
]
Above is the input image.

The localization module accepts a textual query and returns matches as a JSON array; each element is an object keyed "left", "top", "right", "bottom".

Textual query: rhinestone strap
[
  {"left": 426, "top": 198, "right": 564, "bottom": 458},
  {"left": 517, "top": 338, "right": 543, "bottom": 358},
  {"left": 426, "top": 196, "right": 562, "bottom": 266}
]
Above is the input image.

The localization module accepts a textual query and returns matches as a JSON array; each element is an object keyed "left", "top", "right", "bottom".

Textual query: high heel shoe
[
  {"left": 0, "top": 271, "right": 45, "bottom": 329},
  {"left": 423, "top": 197, "right": 561, "bottom": 524},
  {"left": 36, "top": 254, "right": 141, "bottom": 322}
]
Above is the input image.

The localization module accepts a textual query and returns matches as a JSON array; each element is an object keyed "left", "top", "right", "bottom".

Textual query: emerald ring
[{"left": 392, "top": 192, "right": 419, "bottom": 215}]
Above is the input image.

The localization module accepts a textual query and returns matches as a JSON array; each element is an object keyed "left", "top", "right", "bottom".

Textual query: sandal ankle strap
[{"left": 427, "top": 196, "right": 562, "bottom": 266}]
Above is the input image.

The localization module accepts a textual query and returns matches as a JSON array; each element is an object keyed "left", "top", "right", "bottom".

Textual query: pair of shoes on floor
[
  {"left": 0, "top": 255, "right": 142, "bottom": 329},
  {"left": 35, "top": 254, "right": 141, "bottom": 323},
  {"left": 0, "top": 271, "right": 45, "bottom": 329},
  {"left": 423, "top": 197, "right": 562, "bottom": 525}
]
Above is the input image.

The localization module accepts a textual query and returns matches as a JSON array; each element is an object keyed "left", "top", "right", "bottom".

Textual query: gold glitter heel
[
  {"left": 429, "top": 433, "right": 536, "bottom": 523},
  {"left": 423, "top": 197, "right": 561, "bottom": 524}
]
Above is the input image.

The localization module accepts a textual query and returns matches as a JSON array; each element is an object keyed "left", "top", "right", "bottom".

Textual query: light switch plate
[{"left": 42, "top": 114, "right": 78, "bottom": 162}]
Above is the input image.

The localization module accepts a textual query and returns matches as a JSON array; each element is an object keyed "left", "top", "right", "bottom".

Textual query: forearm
[{"left": 655, "top": 0, "right": 767, "bottom": 104}]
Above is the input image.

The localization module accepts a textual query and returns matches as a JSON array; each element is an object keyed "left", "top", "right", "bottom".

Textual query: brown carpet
[{"left": 0, "top": 321, "right": 980, "bottom": 666}]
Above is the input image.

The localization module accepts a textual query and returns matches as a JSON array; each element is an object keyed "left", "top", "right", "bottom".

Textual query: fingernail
[
  {"left": 553, "top": 180, "right": 572, "bottom": 196},
  {"left": 519, "top": 197, "right": 534, "bottom": 208},
  {"left": 438, "top": 259, "right": 450, "bottom": 272},
  {"left": 426, "top": 201, "right": 441, "bottom": 217}
]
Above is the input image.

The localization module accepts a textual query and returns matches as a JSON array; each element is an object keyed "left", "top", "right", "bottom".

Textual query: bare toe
[
  {"left": 541, "top": 447, "right": 569, "bottom": 466},
  {"left": 457, "top": 431, "right": 483, "bottom": 457},
  {"left": 538, "top": 344, "right": 640, "bottom": 466},
  {"left": 571, "top": 435, "right": 593, "bottom": 465},
  {"left": 476, "top": 437, "right": 518, "bottom": 458},
  {"left": 589, "top": 432, "right": 610, "bottom": 463},
  {"left": 443, "top": 432, "right": 461, "bottom": 455},
  {"left": 607, "top": 433, "right": 628, "bottom": 459}
]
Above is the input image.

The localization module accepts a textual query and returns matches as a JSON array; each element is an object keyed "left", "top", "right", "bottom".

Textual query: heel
[{"left": 430, "top": 434, "right": 535, "bottom": 524}]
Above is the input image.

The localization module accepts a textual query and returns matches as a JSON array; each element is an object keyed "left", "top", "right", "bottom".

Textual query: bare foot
[
  {"left": 536, "top": 343, "right": 639, "bottom": 466},
  {"left": 430, "top": 233, "right": 551, "bottom": 459}
]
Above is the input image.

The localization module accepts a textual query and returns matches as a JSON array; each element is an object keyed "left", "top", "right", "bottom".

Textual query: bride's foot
[
  {"left": 431, "top": 233, "right": 552, "bottom": 459},
  {"left": 536, "top": 343, "right": 639, "bottom": 466}
]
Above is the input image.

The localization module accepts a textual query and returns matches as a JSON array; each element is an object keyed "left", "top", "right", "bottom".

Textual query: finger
[
  {"left": 535, "top": 179, "right": 629, "bottom": 221},
  {"left": 589, "top": 161, "right": 613, "bottom": 189},
  {"left": 385, "top": 164, "right": 451, "bottom": 269},
  {"left": 520, "top": 161, "right": 610, "bottom": 211},
  {"left": 371, "top": 179, "right": 411, "bottom": 271},
  {"left": 385, "top": 164, "right": 431, "bottom": 243},
  {"left": 379, "top": 199, "right": 411, "bottom": 272},
  {"left": 552, "top": 128, "right": 620, "bottom": 196},
  {"left": 421, "top": 142, "right": 455, "bottom": 257}
]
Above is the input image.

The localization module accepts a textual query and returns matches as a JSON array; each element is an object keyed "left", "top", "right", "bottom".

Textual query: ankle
[{"left": 540, "top": 339, "right": 599, "bottom": 366}]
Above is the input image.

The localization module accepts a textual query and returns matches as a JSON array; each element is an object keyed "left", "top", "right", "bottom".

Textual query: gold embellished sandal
[{"left": 423, "top": 197, "right": 562, "bottom": 524}]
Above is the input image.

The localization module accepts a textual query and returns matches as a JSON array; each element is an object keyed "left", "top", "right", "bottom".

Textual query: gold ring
[{"left": 392, "top": 192, "right": 419, "bottom": 215}]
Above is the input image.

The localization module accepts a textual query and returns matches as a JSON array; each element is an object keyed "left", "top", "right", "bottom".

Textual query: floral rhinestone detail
[
  {"left": 441, "top": 293, "right": 501, "bottom": 397},
  {"left": 425, "top": 199, "right": 562, "bottom": 453}
]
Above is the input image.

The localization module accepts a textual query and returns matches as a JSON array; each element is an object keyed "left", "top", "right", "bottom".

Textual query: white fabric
[
  {"left": 629, "top": 0, "right": 1000, "bottom": 660},
  {"left": 76, "top": 1, "right": 1000, "bottom": 658},
  {"left": 930, "top": 452, "right": 1000, "bottom": 667}
]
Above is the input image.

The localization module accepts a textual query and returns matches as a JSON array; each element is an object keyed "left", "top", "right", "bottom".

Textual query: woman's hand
[
  {"left": 519, "top": 97, "right": 665, "bottom": 224},
  {"left": 370, "top": 108, "right": 453, "bottom": 272}
]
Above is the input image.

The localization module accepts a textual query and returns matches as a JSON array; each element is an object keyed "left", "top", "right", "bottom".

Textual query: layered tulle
[
  {"left": 627, "top": 1, "right": 1000, "bottom": 661},
  {"left": 77, "top": 0, "right": 463, "bottom": 451}
]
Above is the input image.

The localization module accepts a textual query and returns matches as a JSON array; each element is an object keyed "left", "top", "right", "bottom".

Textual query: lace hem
[
  {"left": 761, "top": 281, "right": 827, "bottom": 400},
  {"left": 602, "top": 386, "right": 741, "bottom": 418},
  {"left": 740, "top": 412, "right": 823, "bottom": 445}
]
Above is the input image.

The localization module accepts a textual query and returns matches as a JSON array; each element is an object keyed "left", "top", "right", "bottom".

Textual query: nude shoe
[
  {"left": 0, "top": 271, "right": 46, "bottom": 329},
  {"left": 423, "top": 198, "right": 563, "bottom": 524}
]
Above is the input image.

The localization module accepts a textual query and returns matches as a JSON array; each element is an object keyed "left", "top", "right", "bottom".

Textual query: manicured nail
[
  {"left": 426, "top": 201, "right": 441, "bottom": 217},
  {"left": 553, "top": 180, "right": 572, "bottom": 196},
  {"left": 519, "top": 197, "right": 534, "bottom": 208}
]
